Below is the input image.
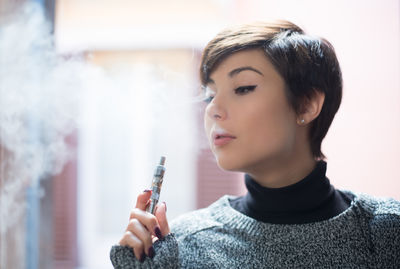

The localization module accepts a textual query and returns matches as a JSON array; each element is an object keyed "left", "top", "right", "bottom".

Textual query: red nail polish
[
  {"left": 148, "top": 246, "right": 155, "bottom": 259},
  {"left": 139, "top": 252, "right": 146, "bottom": 263},
  {"left": 154, "top": 227, "right": 163, "bottom": 240}
]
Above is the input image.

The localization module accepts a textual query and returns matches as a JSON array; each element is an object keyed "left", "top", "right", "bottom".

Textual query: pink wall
[
  {"left": 243, "top": 0, "right": 400, "bottom": 199},
  {"left": 195, "top": 0, "right": 400, "bottom": 202}
]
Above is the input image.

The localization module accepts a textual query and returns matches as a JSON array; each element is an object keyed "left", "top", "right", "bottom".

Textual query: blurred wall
[
  {"left": 249, "top": 0, "right": 400, "bottom": 199},
  {"left": 0, "top": 0, "right": 26, "bottom": 16},
  {"left": 0, "top": 145, "right": 27, "bottom": 269},
  {"left": 56, "top": 0, "right": 400, "bottom": 203},
  {"left": 53, "top": 1, "right": 400, "bottom": 268}
]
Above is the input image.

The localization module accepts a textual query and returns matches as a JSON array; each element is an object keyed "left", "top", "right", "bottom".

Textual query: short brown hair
[{"left": 200, "top": 21, "right": 342, "bottom": 160}]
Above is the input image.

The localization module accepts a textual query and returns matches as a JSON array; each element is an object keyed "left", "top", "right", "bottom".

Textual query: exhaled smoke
[
  {"left": 0, "top": 0, "right": 199, "bottom": 238},
  {"left": 0, "top": 3, "right": 200, "bottom": 268},
  {"left": 0, "top": 3, "right": 90, "bottom": 235}
]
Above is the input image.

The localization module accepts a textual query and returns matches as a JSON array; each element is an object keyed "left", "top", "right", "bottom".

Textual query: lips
[{"left": 212, "top": 129, "right": 236, "bottom": 146}]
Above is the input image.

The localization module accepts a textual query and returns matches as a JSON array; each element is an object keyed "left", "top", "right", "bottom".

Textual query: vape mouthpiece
[
  {"left": 146, "top": 156, "right": 166, "bottom": 214},
  {"left": 159, "top": 156, "right": 166, "bottom": 166}
]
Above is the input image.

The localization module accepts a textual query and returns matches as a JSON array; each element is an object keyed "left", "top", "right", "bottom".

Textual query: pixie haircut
[{"left": 200, "top": 21, "right": 342, "bottom": 160}]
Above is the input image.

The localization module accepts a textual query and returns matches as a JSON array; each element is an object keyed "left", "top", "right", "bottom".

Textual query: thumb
[{"left": 154, "top": 202, "right": 170, "bottom": 237}]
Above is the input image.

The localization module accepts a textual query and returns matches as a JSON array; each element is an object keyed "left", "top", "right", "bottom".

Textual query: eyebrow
[
  {"left": 206, "top": 66, "right": 263, "bottom": 84},
  {"left": 228, "top": 66, "right": 264, "bottom": 77}
]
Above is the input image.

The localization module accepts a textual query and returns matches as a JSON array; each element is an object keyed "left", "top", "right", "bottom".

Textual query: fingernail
[
  {"left": 143, "top": 189, "right": 151, "bottom": 193},
  {"left": 154, "top": 226, "right": 163, "bottom": 240},
  {"left": 148, "top": 246, "right": 155, "bottom": 259},
  {"left": 139, "top": 252, "right": 146, "bottom": 263},
  {"left": 163, "top": 201, "right": 167, "bottom": 212}
]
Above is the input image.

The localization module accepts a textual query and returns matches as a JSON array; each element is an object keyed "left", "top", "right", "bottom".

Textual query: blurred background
[{"left": 0, "top": 0, "right": 399, "bottom": 268}]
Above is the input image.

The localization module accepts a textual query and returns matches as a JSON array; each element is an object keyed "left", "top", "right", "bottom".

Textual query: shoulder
[
  {"left": 349, "top": 191, "right": 400, "bottom": 218},
  {"left": 348, "top": 191, "right": 400, "bottom": 264},
  {"left": 169, "top": 195, "right": 229, "bottom": 239},
  {"left": 356, "top": 192, "right": 400, "bottom": 237},
  {"left": 341, "top": 191, "right": 400, "bottom": 240}
]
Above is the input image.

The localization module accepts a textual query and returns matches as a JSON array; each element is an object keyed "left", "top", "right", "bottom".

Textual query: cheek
[
  {"left": 244, "top": 102, "right": 297, "bottom": 151},
  {"left": 203, "top": 114, "right": 212, "bottom": 140}
]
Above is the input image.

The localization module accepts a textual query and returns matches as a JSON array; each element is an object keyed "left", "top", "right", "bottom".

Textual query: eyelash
[
  {"left": 234, "top": 85, "right": 257, "bottom": 95},
  {"left": 203, "top": 96, "right": 214, "bottom": 104},
  {"left": 203, "top": 85, "right": 257, "bottom": 104}
]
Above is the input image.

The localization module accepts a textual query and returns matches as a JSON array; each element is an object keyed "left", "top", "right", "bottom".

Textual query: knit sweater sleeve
[
  {"left": 365, "top": 196, "right": 400, "bottom": 268},
  {"left": 109, "top": 201, "right": 221, "bottom": 268},
  {"left": 110, "top": 233, "right": 179, "bottom": 269}
]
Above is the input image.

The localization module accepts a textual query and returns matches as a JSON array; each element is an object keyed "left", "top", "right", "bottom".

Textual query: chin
[
  {"left": 215, "top": 156, "right": 244, "bottom": 172},
  {"left": 215, "top": 149, "right": 284, "bottom": 174}
]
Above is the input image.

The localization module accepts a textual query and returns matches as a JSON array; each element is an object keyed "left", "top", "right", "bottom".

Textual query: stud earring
[{"left": 298, "top": 119, "right": 305, "bottom": 125}]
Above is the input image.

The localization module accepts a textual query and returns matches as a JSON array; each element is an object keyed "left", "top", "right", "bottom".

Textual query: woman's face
[{"left": 204, "top": 49, "right": 299, "bottom": 174}]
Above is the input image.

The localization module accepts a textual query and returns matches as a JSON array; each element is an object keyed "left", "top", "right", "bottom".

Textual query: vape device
[{"left": 146, "top": 156, "right": 166, "bottom": 214}]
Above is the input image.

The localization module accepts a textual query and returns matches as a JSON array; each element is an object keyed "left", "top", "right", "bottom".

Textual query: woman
[{"left": 110, "top": 21, "right": 400, "bottom": 268}]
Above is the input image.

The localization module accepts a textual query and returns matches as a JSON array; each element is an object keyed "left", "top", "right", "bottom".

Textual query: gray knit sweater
[{"left": 110, "top": 192, "right": 400, "bottom": 268}]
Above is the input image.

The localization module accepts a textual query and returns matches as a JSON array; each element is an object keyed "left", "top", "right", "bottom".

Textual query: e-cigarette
[{"left": 146, "top": 156, "right": 166, "bottom": 214}]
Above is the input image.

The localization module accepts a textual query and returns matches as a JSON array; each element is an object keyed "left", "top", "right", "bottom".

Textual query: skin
[
  {"left": 204, "top": 49, "right": 324, "bottom": 188},
  {"left": 119, "top": 48, "right": 325, "bottom": 260},
  {"left": 119, "top": 190, "right": 169, "bottom": 261}
]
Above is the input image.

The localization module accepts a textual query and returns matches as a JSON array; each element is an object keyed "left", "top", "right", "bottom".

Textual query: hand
[{"left": 119, "top": 190, "right": 170, "bottom": 262}]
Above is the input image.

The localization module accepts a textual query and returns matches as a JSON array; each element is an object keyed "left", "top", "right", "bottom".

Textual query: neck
[{"left": 245, "top": 146, "right": 317, "bottom": 188}]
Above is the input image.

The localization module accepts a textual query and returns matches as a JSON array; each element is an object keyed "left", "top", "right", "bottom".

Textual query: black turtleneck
[{"left": 229, "top": 161, "right": 352, "bottom": 224}]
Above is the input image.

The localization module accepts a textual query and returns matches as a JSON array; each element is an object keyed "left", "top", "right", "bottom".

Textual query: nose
[{"left": 205, "top": 99, "right": 227, "bottom": 121}]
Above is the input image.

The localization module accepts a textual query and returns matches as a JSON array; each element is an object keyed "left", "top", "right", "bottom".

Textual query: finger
[
  {"left": 135, "top": 189, "right": 152, "bottom": 211},
  {"left": 152, "top": 235, "right": 158, "bottom": 244},
  {"left": 126, "top": 218, "right": 154, "bottom": 258},
  {"left": 155, "top": 201, "right": 170, "bottom": 238},
  {"left": 129, "top": 208, "right": 161, "bottom": 239},
  {"left": 119, "top": 231, "right": 145, "bottom": 262}
]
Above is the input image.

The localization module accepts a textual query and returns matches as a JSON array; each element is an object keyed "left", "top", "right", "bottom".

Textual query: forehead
[{"left": 208, "top": 49, "right": 281, "bottom": 83}]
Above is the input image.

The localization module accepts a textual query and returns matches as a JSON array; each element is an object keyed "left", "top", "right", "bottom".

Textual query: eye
[
  {"left": 234, "top": 85, "right": 257, "bottom": 95},
  {"left": 203, "top": 96, "right": 214, "bottom": 104},
  {"left": 203, "top": 87, "right": 215, "bottom": 104}
]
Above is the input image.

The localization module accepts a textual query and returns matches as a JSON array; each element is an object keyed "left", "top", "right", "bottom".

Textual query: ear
[{"left": 296, "top": 90, "right": 325, "bottom": 125}]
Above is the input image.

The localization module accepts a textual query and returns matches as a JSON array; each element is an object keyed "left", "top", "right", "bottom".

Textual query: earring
[{"left": 298, "top": 119, "right": 305, "bottom": 125}]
